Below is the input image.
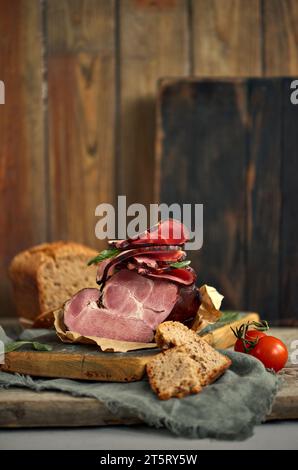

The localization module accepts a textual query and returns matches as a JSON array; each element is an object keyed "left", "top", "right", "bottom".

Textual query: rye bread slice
[
  {"left": 154, "top": 321, "right": 232, "bottom": 387},
  {"left": 155, "top": 320, "right": 197, "bottom": 349},
  {"left": 146, "top": 348, "right": 202, "bottom": 400}
]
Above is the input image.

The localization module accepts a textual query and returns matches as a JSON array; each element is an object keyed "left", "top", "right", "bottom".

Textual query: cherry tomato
[
  {"left": 234, "top": 329, "right": 267, "bottom": 353},
  {"left": 250, "top": 336, "right": 288, "bottom": 372}
]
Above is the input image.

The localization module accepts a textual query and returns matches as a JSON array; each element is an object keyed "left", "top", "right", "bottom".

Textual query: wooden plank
[
  {"left": 246, "top": 79, "right": 282, "bottom": 322},
  {"left": 192, "top": 0, "right": 262, "bottom": 76},
  {"left": 157, "top": 79, "right": 248, "bottom": 310},
  {"left": 1, "top": 350, "right": 155, "bottom": 383},
  {"left": 280, "top": 78, "right": 298, "bottom": 324},
  {"left": 0, "top": 1, "right": 46, "bottom": 317},
  {"left": 1, "top": 327, "right": 297, "bottom": 427},
  {"left": 0, "top": 389, "right": 140, "bottom": 428},
  {"left": 46, "top": 0, "right": 115, "bottom": 247},
  {"left": 263, "top": 0, "right": 298, "bottom": 76},
  {"left": 0, "top": 313, "right": 258, "bottom": 381},
  {"left": 118, "top": 0, "right": 189, "bottom": 207}
]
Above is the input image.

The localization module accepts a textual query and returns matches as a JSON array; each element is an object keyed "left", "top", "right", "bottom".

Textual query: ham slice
[
  {"left": 112, "top": 219, "right": 189, "bottom": 249},
  {"left": 145, "top": 267, "right": 196, "bottom": 286},
  {"left": 96, "top": 247, "right": 185, "bottom": 285},
  {"left": 64, "top": 270, "right": 179, "bottom": 342}
]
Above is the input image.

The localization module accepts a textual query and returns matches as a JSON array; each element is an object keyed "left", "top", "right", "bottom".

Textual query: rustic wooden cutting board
[
  {"left": 155, "top": 77, "right": 298, "bottom": 325},
  {"left": 0, "top": 326, "right": 297, "bottom": 427},
  {"left": 0, "top": 313, "right": 259, "bottom": 382}
]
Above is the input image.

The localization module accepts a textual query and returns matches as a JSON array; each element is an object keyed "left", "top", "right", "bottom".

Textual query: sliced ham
[
  {"left": 96, "top": 247, "right": 185, "bottom": 285},
  {"left": 64, "top": 293, "right": 153, "bottom": 342},
  {"left": 145, "top": 267, "right": 196, "bottom": 286},
  {"left": 65, "top": 219, "right": 200, "bottom": 342},
  {"left": 112, "top": 219, "right": 189, "bottom": 249},
  {"left": 64, "top": 270, "right": 179, "bottom": 342}
]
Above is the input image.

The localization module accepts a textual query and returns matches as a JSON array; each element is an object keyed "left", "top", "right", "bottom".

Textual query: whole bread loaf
[{"left": 9, "top": 241, "right": 98, "bottom": 323}]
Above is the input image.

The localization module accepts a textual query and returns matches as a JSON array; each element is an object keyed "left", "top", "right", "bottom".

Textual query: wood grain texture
[
  {"left": 0, "top": 389, "right": 140, "bottom": 427},
  {"left": 192, "top": 0, "right": 262, "bottom": 76},
  {"left": 156, "top": 77, "right": 298, "bottom": 322},
  {"left": 157, "top": 79, "right": 248, "bottom": 309},
  {"left": 280, "top": 78, "right": 298, "bottom": 324},
  {"left": 0, "top": 0, "right": 46, "bottom": 317},
  {"left": 0, "top": 312, "right": 257, "bottom": 381},
  {"left": 118, "top": 0, "right": 189, "bottom": 207},
  {"left": 1, "top": 327, "right": 297, "bottom": 427},
  {"left": 246, "top": 79, "right": 282, "bottom": 321},
  {"left": 46, "top": 0, "right": 115, "bottom": 248},
  {"left": 263, "top": 0, "right": 298, "bottom": 76}
]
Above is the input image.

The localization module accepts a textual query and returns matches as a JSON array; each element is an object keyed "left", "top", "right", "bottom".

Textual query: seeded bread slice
[
  {"left": 146, "top": 348, "right": 202, "bottom": 400},
  {"left": 155, "top": 320, "right": 197, "bottom": 349},
  {"left": 9, "top": 241, "right": 98, "bottom": 322},
  {"left": 180, "top": 341, "right": 231, "bottom": 386},
  {"left": 155, "top": 321, "right": 231, "bottom": 387}
]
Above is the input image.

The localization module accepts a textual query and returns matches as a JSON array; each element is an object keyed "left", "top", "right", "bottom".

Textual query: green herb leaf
[
  {"left": 169, "top": 260, "right": 191, "bottom": 268},
  {"left": 87, "top": 248, "right": 120, "bottom": 266},
  {"left": 198, "top": 311, "right": 242, "bottom": 336},
  {"left": 5, "top": 341, "right": 52, "bottom": 353},
  {"left": 216, "top": 311, "right": 241, "bottom": 324}
]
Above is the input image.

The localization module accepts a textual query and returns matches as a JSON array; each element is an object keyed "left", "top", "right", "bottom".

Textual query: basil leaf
[
  {"left": 5, "top": 341, "right": 52, "bottom": 353},
  {"left": 170, "top": 260, "right": 191, "bottom": 268},
  {"left": 87, "top": 248, "right": 120, "bottom": 266}
]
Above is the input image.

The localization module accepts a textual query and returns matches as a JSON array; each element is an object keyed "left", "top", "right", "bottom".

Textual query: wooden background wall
[{"left": 0, "top": 0, "right": 298, "bottom": 318}]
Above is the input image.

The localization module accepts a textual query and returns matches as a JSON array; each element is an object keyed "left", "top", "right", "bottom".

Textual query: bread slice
[
  {"left": 146, "top": 347, "right": 202, "bottom": 400},
  {"left": 155, "top": 320, "right": 197, "bottom": 349},
  {"left": 155, "top": 321, "right": 231, "bottom": 386},
  {"left": 180, "top": 340, "right": 231, "bottom": 386},
  {"left": 9, "top": 241, "right": 98, "bottom": 322}
]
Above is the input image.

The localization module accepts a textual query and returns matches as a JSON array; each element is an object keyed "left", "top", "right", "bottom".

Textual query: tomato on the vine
[
  {"left": 232, "top": 320, "right": 288, "bottom": 372},
  {"left": 250, "top": 336, "right": 288, "bottom": 372},
  {"left": 234, "top": 329, "right": 267, "bottom": 353}
]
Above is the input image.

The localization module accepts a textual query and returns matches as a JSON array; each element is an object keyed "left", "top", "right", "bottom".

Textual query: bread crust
[{"left": 9, "top": 241, "right": 98, "bottom": 320}]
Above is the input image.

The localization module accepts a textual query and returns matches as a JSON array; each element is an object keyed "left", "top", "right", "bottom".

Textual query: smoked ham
[
  {"left": 64, "top": 270, "right": 179, "bottom": 342},
  {"left": 63, "top": 219, "right": 201, "bottom": 342}
]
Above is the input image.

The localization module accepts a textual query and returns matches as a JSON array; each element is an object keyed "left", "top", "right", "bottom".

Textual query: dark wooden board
[
  {"left": 157, "top": 78, "right": 247, "bottom": 310},
  {"left": 156, "top": 77, "right": 298, "bottom": 324},
  {"left": 246, "top": 79, "right": 282, "bottom": 320},
  {"left": 280, "top": 78, "right": 298, "bottom": 324}
]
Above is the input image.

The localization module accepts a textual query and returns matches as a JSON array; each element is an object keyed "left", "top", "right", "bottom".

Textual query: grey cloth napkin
[{"left": 0, "top": 327, "right": 281, "bottom": 440}]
